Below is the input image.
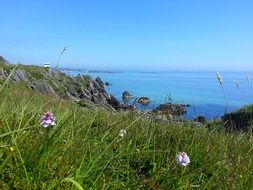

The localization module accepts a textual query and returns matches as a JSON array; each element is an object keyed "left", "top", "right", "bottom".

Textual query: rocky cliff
[{"left": 0, "top": 56, "right": 128, "bottom": 111}]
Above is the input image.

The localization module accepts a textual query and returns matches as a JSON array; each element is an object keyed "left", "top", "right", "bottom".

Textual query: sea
[{"left": 62, "top": 70, "right": 253, "bottom": 120}]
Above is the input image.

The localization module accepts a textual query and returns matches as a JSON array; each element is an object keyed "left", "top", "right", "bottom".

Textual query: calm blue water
[{"left": 63, "top": 70, "right": 253, "bottom": 120}]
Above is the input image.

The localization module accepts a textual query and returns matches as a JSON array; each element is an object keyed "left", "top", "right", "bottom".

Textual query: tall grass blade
[
  {"left": 0, "top": 64, "right": 18, "bottom": 93},
  {"left": 63, "top": 178, "right": 84, "bottom": 190}
]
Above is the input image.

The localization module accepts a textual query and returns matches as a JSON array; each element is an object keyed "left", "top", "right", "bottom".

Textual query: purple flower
[
  {"left": 41, "top": 112, "right": 56, "bottom": 128},
  {"left": 176, "top": 152, "right": 190, "bottom": 166}
]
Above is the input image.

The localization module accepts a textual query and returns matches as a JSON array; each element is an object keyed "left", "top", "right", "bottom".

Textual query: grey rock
[
  {"left": 88, "top": 77, "right": 105, "bottom": 93},
  {"left": 10, "top": 69, "right": 32, "bottom": 82},
  {"left": 83, "top": 89, "right": 92, "bottom": 97},
  {"left": 65, "top": 91, "right": 79, "bottom": 101},
  {"left": 153, "top": 103, "right": 188, "bottom": 116},
  {"left": 95, "top": 77, "right": 104, "bottom": 88},
  {"left": 122, "top": 91, "right": 133, "bottom": 100},
  {"left": 105, "top": 82, "right": 111, "bottom": 86},
  {"left": 0, "top": 68, "right": 8, "bottom": 80},
  {"left": 137, "top": 97, "right": 150, "bottom": 105},
  {"left": 30, "top": 81, "right": 57, "bottom": 96}
]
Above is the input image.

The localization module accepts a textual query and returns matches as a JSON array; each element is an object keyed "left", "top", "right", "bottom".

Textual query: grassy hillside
[{"left": 0, "top": 83, "right": 253, "bottom": 189}]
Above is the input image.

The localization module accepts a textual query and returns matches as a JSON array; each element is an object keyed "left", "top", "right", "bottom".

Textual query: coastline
[
  {"left": 1, "top": 55, "right": 253, "bottom": 131},
  {"left": 63, "top": 69, "right": 252, "bottom": 120}
]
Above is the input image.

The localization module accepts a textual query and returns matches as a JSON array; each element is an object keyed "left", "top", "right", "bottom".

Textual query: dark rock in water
[
  {"left": 222, "top": 105, "right": 253, "bottom": 131},
  {"left": 137, "top": 97, "right": 150, "bottom": 105},
  {"left": 122, "top": 91, "right": 133, "bottom": 100},
  {"left": 194, "top": 116, "right": 206, "bottom": 124},
  {"left": 153, "top": 103, "right": 188, "bottom": 116},
  {"left": 105, "top": 82, "right": 111, "bottom": 86}
]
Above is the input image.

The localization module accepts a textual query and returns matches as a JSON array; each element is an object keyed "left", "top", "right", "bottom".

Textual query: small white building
[{"left": 44, "top": 62, "right": 51, "bottom": 68}]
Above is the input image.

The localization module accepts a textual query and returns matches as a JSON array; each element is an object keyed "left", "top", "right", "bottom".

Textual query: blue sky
[{"left": 0, "top": 0, "right": 253, "bottom": 71}]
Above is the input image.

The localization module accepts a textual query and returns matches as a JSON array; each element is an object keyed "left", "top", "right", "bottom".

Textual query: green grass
[
  {"left": 0, "top": 57, "right": 45, "bottom": 80},
  {"left": 1, "top": 85, "right": 253, "bottom": 189},
  {"left": 0, "top": 58, "right": 14, "bottom": 72}
]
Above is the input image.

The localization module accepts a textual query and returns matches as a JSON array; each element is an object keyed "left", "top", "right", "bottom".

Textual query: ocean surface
[{"left": 62, "top": 70, "right": 253, "bottom": 120}]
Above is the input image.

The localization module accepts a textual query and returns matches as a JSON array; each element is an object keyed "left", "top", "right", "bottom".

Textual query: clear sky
[{"left": 0, "top": 0, "right": 253, "bottom": 71}]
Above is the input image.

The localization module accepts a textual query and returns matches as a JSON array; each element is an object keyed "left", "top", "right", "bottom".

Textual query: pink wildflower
[
  {"left": 41, "top": 112, "right": 56, "bottom": 128},
  {"left": 176, "top": 152, "right": 190, "bottom": 166}
]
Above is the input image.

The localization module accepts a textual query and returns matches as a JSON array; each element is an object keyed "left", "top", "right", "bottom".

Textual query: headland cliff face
[{"left": 0, "top": 56, "right": 130, "bottom": 111}]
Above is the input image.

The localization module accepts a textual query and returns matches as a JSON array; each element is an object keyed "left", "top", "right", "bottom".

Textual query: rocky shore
[
  {"left": 1, "top": 55, "right": 253, "bottom": 132},
  {"left": 0, "top": 56, "right": 189, "bottom": 116},
  {"left": 0, "top": 56, "right": 135, "bottom": 111}
]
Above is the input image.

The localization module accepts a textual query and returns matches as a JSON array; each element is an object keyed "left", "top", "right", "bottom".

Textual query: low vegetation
[
  {"left": 1, "top": 83, "right": 253, "bottom": 189},
  {"left": 1, "top": 56, "right": 253, "bottom": 189}
]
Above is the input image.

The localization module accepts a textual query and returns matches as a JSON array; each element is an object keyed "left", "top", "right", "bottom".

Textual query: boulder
[
  {"left": 194, "top": 116, "right": 206, "bottom": 124},
  {"left": 105, "top": 82, "right": 111, "bottom": 86},
  {"left": 153, "top": 103, "right": 188, "bottom": 116},
  {"left": 30, "top": 81, "right": 57, "bottom": 96},
  {"left": 95, "top": 77, "right": 105, "bottom": 89},
  {"left": 67, "top": 84, "right": 80, "bottom": 98},
  {"left": 10, "top": 69, "right": 32, "bottom": 82},
  {"left": 88, "top": 78, "right": 105, "bottom": 94},
  {"left": 137, "top": 97, "right": 150, "bottom": 105},
  {"left": 122, "top": 91, "right": 133, "bottom": 100}
]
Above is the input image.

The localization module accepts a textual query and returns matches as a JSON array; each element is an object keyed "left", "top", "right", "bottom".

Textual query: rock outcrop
[
  {"left": 0, "top": 56, "right": 134, "bottom": 112},
  {"left": 194, "top": 116, "right": 206, "bottom": 124},
  {"left": 0, "top": 68, "right": 8, "bottom": 80},
  {"left": 153, "top": 103, "right": 189, "bottom": 116},
  {"left": 222, "top": 105, "right": 253, "bottom": 131},
  {"left": 11, "top": 69, "right": 32, "bottom": 82},
  {"left": 30, "top": 81, "right": 57, "bottom": 96},
  {"left": 122, "top": 91, "right": 133, "bottom": 100},
  {"left": 137, "top": 97, "right": 150, "bottom": 105},
  {"left": 105, "top": 82, "right": 111, "bottom": 86}
]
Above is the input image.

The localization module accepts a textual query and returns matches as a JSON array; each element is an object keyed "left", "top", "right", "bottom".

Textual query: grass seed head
[{"left": 216, "top": 72, "right": 223, "bottom": 86}]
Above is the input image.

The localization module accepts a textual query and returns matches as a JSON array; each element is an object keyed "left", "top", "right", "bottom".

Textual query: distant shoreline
[{"left": 60, "top": 68, "right": 253, "bottom": 74}]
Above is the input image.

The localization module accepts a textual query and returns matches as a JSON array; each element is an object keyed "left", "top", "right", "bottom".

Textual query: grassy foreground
[{"left": 1, "top": 85, "right": 253, "bottom": 189}]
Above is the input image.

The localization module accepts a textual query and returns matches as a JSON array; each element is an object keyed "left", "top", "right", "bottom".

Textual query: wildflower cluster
[
  {"left": 41, "top": 112, "right": 56, "bottom": 128},
  {"left": 176, "top": 152, "right": 190, "bottom": 166}
]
